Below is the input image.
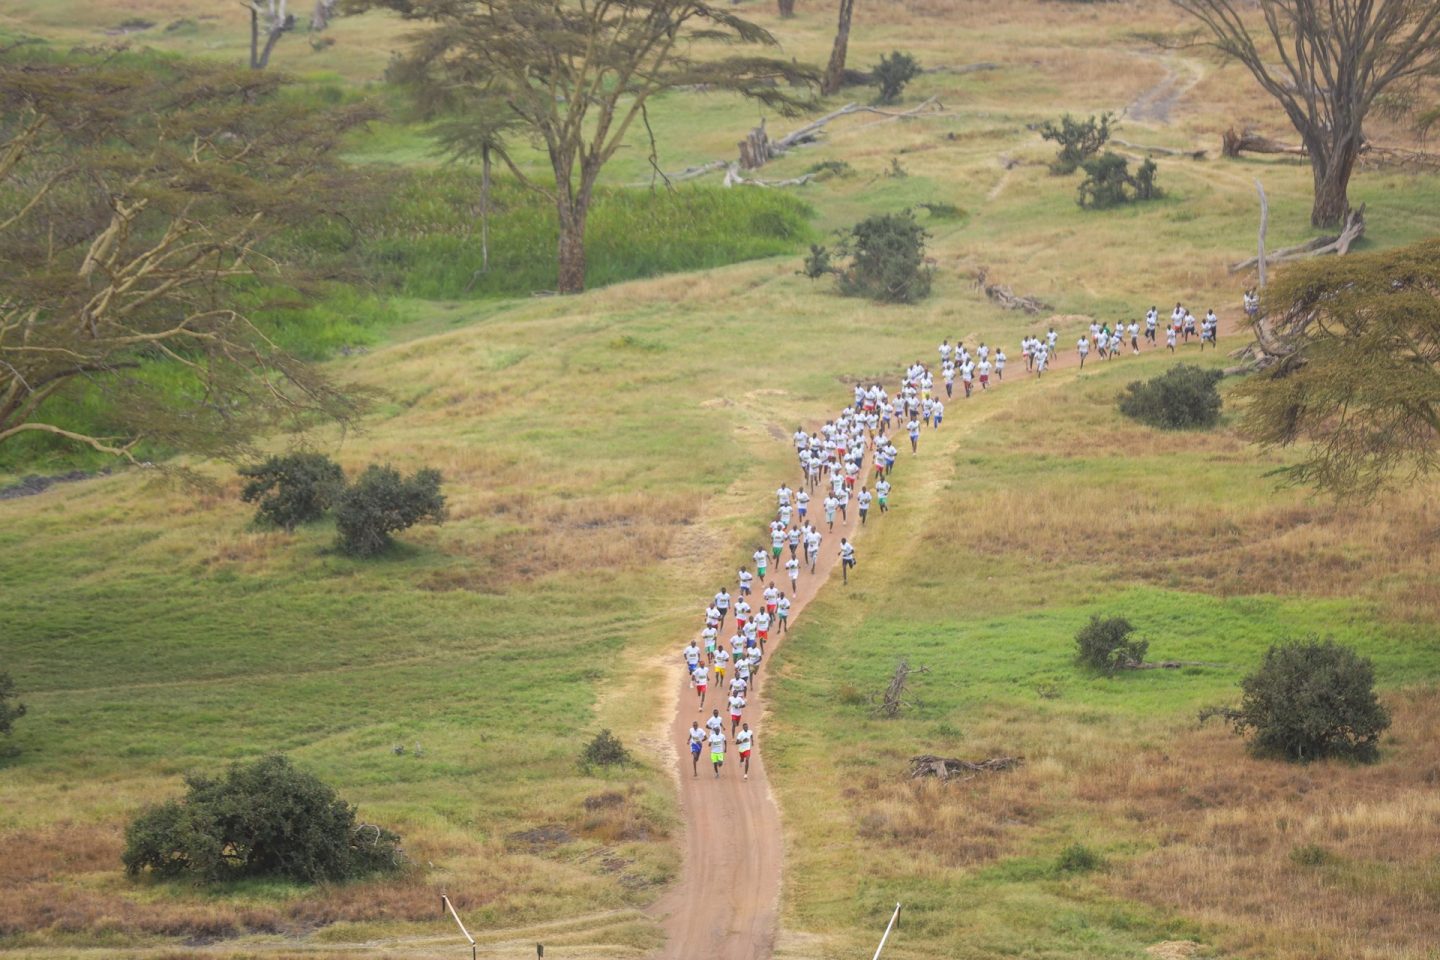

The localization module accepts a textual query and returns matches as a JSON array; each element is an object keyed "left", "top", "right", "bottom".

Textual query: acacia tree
[
  {"left": 1237, "top": 238, "right": 1440, "bottom": 497},
  {"left": 0, "top": 52, "right": 373, "bottom": 463},
  {"left": 1171, "top": 0, "right": 1440, "bottom": 227},
  {"left": 355, "top": 0, "right": 816, "bottom": 294},
  {"left": 822, "top": 0, "right": 857, "bottom": 95},
  {"left": 246, "top": 1, "right": 339, "bottom": 69}
]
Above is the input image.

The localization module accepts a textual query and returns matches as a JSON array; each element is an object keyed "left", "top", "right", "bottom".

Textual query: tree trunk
[
  {"left": 822, "top": 0, "right": 855, "bottom": 96},
  {"left": 1310, "top": 143, "right": 1357, "bottom": 228},
  {"left": 778, "top": 0, "right": 796, "bottom": 17},
  {"left": 480, "top": 145, "right": 491, "bottom": 273},
  {"left": 556, "top": 203, "right": 587, "bottom": 294}
]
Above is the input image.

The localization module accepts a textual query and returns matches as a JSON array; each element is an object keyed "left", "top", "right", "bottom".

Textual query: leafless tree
[{"left": 1171, "top": 0, "right": 1440, "bottom": 226}]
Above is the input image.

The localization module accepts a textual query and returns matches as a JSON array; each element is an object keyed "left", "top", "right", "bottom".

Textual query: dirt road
[{"left": 648, "top": 423, "right": 867, "bottom": 960}]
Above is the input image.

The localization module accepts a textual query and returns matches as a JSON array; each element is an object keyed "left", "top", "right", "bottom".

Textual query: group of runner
[
  {"left": 683, "top": 362, "right": 943, "bottom": 780},
  {"left": 1072, "top": 303, "right": 1222, "bottom": 367}
]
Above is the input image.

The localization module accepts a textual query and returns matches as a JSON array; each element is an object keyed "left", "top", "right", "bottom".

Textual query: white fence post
[{"left": 872, "top": 901, "right": 902, "bottom": 960}]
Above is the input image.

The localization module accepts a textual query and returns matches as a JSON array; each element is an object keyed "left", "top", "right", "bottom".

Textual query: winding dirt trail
[{"left": 648, "top": 410, "right": 869, "bottom": 960}]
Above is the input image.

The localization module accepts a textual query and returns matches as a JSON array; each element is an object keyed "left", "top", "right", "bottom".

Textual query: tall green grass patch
[{"left": 339, "top": 170, "right": 813, "bottom": 298}]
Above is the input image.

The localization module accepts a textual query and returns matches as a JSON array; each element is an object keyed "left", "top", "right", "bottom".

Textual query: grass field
[{"left": 3, "top": 0, "right": 1440, "bottom": 958}]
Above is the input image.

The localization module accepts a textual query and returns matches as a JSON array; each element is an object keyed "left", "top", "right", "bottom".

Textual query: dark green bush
[
  {"left": 1234, "top": 638, "right": 1391, "bottom": 762},
  {"left": 580, "top": 730, "right": 631, "bottom": 770},
  {"left": 835, "top": 211, "right": 932, "bottom": 304},
  {"left": 1077, "top": 152, "right": 1163, "bottom": 208},
  {"left": 334, "top": 465, "right": 447, "bottom": 557},
  {"left": 1056, "top": 842, "right": 1103, "bottom": 873},
  {"left": 1290, "top": 843, "right": 1335, "bottom": 867},
  {"left": 1074, "top": 615, "right": 1148, "bottom": 674},
  {"left": 122, "top": 755, "right": 403, "bottom": 884},
  {"left": 1039, "top": 112, "right": 1113, "bottom": 174},
  {"left": 800, "top": 244, "right": 833, "bottom": 280},
  {"left": 872, "top": 50, "right": 922, "bottom": 104},
  {"left": 1117, "top": 364, "right": 1223, "bottom": 430},
  {"left": 0, "top": 671, "right": 25, "bottom": 754},
  {"left": 238, "top": 453, "right": 345, "bottom": 531}
]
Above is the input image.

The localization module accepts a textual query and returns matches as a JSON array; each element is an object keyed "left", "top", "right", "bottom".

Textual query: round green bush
[{"left": 1117, "top": 364, "right": 1223, "bottom": 430}]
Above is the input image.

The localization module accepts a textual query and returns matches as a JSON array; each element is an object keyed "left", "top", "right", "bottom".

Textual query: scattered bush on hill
[
  {"left": 1074, "top": 615, "right": 1149, "bottom": 674},
  {"left": 122, "top": 755, "right": 403, "bottom": 884},
  {"left": 335, "top": 465, "right": 447, "bottom": 558},
  {"left": 1056, "top": 843, "right": 1103, "bottom": 873},
  {"left": 238, "top": 453, "right": 346, "bottom": 531},
  {"left": 872, "top": 51, "right": 921, "bottom": 104},
  {"left": 0, "top": 672, "right": 25, "bottom": 755},
  {"left": 1233, "top": 638, "right": 1390, "bottom": 762},
  {"left": 1077, "top": 152, "right": 1162, "bottom": 208},
  {"left": 580, "top": 730, "right": 632, "bottom": 771},
  {"left": 1039, "top": 112, "right": 1113, "bottom": 174},
  {"left": 800, "top": 244, "right": 834, "bottom": 280},
  {"left": 834, "top": 211, "right": 933, "bottom": 304},
  {"left": 1117, "top": 364, "right": 1222, "bottom": 429}
]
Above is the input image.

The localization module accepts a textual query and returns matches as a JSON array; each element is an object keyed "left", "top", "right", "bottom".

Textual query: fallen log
[
  {"left": 1112, "top": 138, "right": 1206, "bottom": 160},
  {"left": 1358, "top": 144, "right": 1440, "bottom": 172},
  {"left": 722, "top": 163, "right": 812, "bottom": 188},
  {"left": 662, "top": 160, "right": 728, "bottom": 183},
  {"left": 1222, "top": 127, "right": 1307, "bottom": 158},
  {"left": 974, "top": 267, "right": 1051, "bottom": 314},
  {"left": 909, "top": 755, "right": 1024, "bottom": 781},
  {"left": 875, "top": 659, "right": 927, "bottom": 718},
  {"left": 1229, "top": 204, "right": 1365, "bottom": 273}
]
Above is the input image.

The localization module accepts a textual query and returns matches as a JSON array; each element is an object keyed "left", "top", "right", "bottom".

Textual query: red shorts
[
  {"left": 740, "top": 750, "right": 751, "bottom": 759},
  {"left": 766, "top": 603, "right": 777, "bottom": 614},
  {"left": 980, "top": 374, "right": 989, "bottom": 384},
  {"left": 731, "top": 713, "right": 742, "bottom": 723},
  {"left": 695, "top": 682, "right": 707, "bottom": 691},
  {"left": 736, "top": 617, "right": 747, "bottom": 628},
  {"left": 845, "top": 476, "right": 856, "bottom": 488},
  {"left": 758, "top": 629, "right": 768, "bottom": 639}
]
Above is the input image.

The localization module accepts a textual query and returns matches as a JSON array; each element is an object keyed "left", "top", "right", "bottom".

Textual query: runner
[
  {"left": 753, "top": 545, "right": 767, "bottom": 581},
  {"left": 1077, "top": 334, "right": 1090, "bottom": 368},
  {"left": 691, "top": 662, "right": 709, "bottom": 710},
  {"left": 736, "top": 723, "right": 754, "bottom": 781},
  {"left": 876, "top": 476, "right": 891, "bottom": 514},
  {"left": 708, "top": 726, "right": 727, "bottom": 778},
  {"left": 995, "top": 348, "right": 1006, "bottom": 381},
  {"left": 728, "top": 689, "right": 746, "bottom": 736},
  {"left": 683, "top": 639, "right": 701, "bottom": 677},
  {"left": 796, "top": 488, "right": 809, "bottom": 523},
  {"left": 688, "top": 721, "right": 706, "bottom": 778},
  {"left": 713, "top": 645, "right": 730, "bottom": 686},
  {"left": 1146, "top": 306, "right": 1158, "bottom": 344},
  {"left": 907, "top": 417, "right": 920, "bottom": 454},
  {"left": 702, "top": 621, "right": 718, "bottom": 664},
  {"left": 714, "top": 586, "right": 730, "bottom": 626},
  {"left": 805, "top": 525, "right": 822, "bottom": 572},
  {"left": 932, "top": 398, "right": 945, "bottom": 428},
  {"left": 1166, "top": 324, "right": 1177, "bottom": 353},
  {"left": 738, "top": 565, "right": 753, "bottom": 596},
  {"left": 777, "top": 592, "right": 791, "bottom": 633},
  {"left": 823, "top": 492, "right": 838, "bottom": 531},
  {"left": 785, "top": 555, "right": 800, "bottom": 591},
  {"left": 840, "top": 538, "right": 856, "bottom": 585}
]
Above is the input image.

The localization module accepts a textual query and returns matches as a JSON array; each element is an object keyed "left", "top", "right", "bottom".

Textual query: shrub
[
  {"left": 0, "top": 671, "right": 25, "bottom": 752},
  {"left": 1074, "top": 615, "right": 1148, "bottom": 674},
  {"left": 1233, "top": 638, "right": 1391, "bottom": 762},
  {"left": 1039, "top": 112, "right": 1113, "bottom": 174},
  {"left": 580, "top": 730, "right": 631, "bottom": 770},
  {"left": 1077, "top": 152, "right": 1163, "bottom": 208},
  {"left": 122, "top": 755, "right": 403, "bottom": 884},
  {"left": 1117, "top": 364, "right": 1223, "bottom": 430},
  {"left": 872, "top": 50, "right": 922, "bottom": 104},
  {"left": 1290, "top": 843, "right": 1335, "bottom": 867},
  {"left": 835, "top": 211, "right": 932, "bottom": 304},
  {"left": 1056, "top": 842, "right": 1103, "bottom": 873},
  {"left": 800, "top": 244, "right": 833, "bottom": 280},
  {"left": 238, "top": 453, "right": 345, "bottom": 531},
  {"left": 334, "top": 465, "right": 447, "bottom": 557}
]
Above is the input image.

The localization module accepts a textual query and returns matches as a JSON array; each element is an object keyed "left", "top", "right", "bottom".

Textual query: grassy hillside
[{"left": 3, "top": 1, "right": 1440, "bottom": 958}]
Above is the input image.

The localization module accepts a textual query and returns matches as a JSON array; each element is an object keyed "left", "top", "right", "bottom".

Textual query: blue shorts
[{"left": 690, "top": 742, "right": 702, "bottom": 755}]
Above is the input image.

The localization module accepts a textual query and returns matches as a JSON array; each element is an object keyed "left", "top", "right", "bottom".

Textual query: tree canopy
[
  {"left": 0, "top": 50, "right": 374, "bottom": 465},
  {"left": 1237, "top": 238, "right": 1440, "bottom": 497},
  {"left": 1171, "top": 0, "right": 1440, "bottom": 226},
  {"left": 352, "top": 0, "right": 817, "bottom": 293}
]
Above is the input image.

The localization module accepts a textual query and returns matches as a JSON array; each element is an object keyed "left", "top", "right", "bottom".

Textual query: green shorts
[
  {"left": 772, "top": 546, "right": 782, "bottom": 558},
  {"left": 711, "top": 752, "right": 724, "bottom": 764}
]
